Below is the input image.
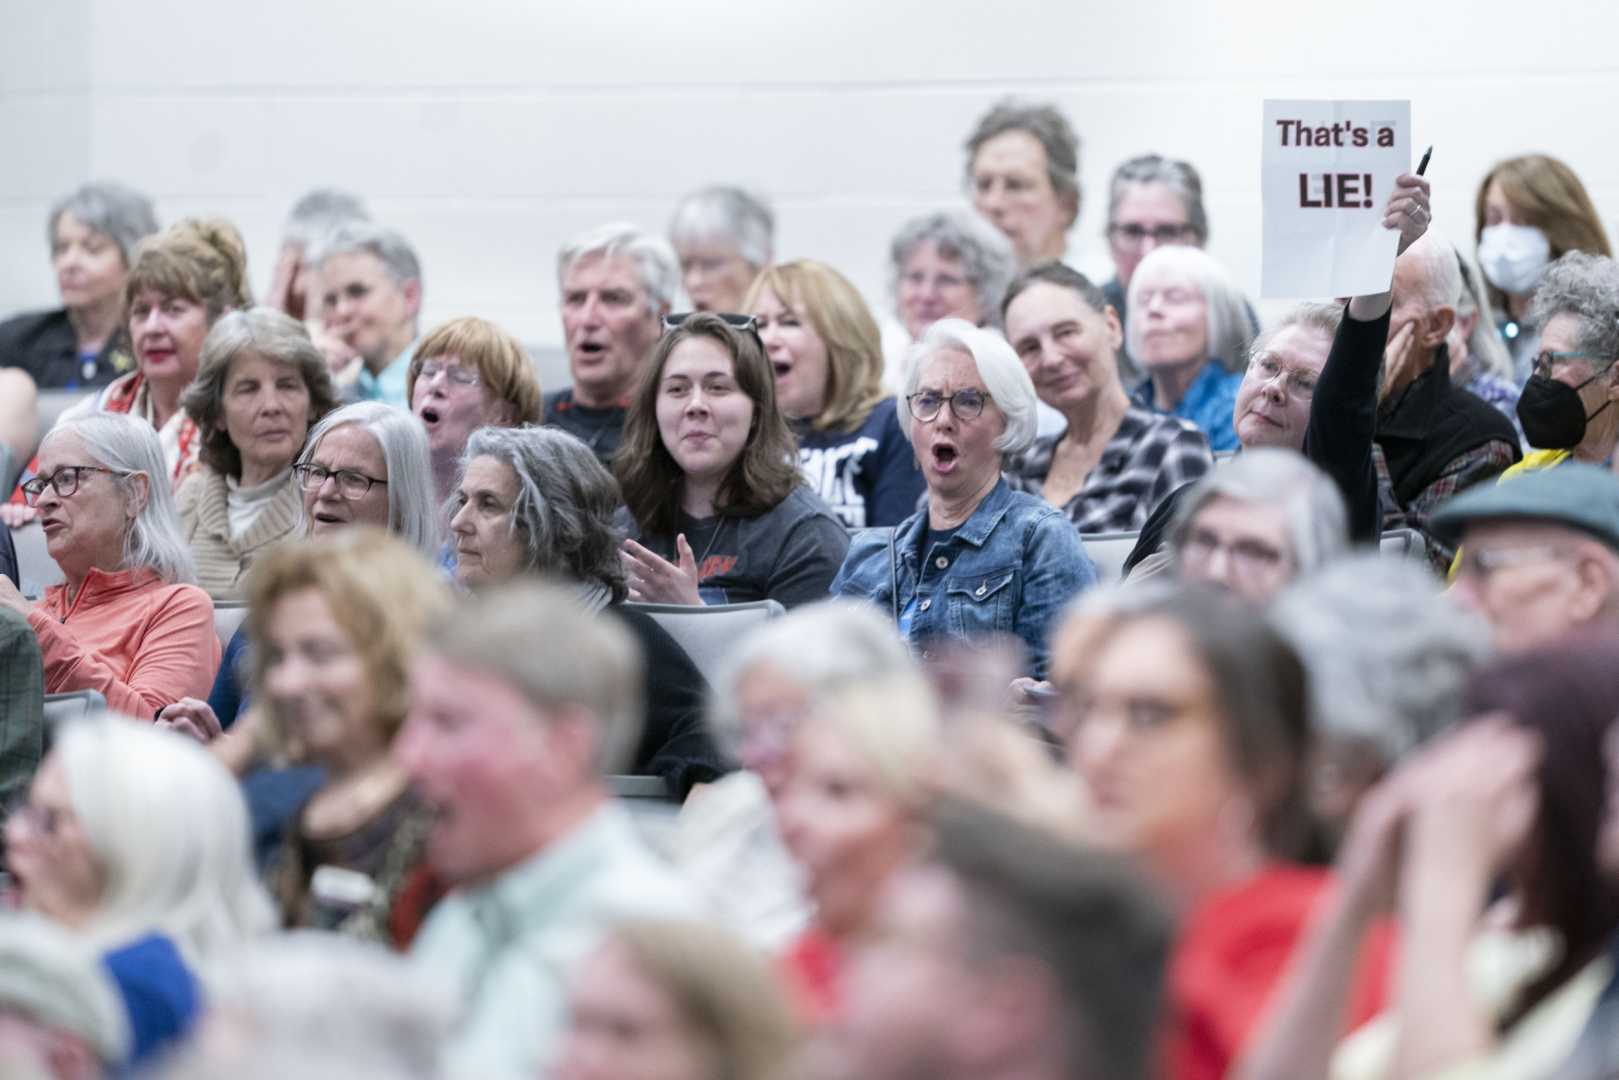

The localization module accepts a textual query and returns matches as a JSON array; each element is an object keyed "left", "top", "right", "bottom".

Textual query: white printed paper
[{"left": 1261, "top": 99, "right": 1412, "bottom": 298}]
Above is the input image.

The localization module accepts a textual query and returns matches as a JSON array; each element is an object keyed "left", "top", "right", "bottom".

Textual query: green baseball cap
[{"left": 1431, "top": 462, "right": 1619, "bottom": 551}]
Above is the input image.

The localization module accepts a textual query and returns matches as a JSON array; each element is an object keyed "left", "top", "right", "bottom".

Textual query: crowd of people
[{"left": 0, "top": 93, "right": 1616, "bottom": 1079}]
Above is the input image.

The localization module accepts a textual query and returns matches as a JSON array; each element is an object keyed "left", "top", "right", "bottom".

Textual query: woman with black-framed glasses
[
  {"left": 293, "top": 402, "right": 437, "bottom": 553},
  {"left": 0, "top": 413, "right": 218, "bottom": 716},
  {"left": 832, "top": 318, "right": 1095, "bottom": 679}
]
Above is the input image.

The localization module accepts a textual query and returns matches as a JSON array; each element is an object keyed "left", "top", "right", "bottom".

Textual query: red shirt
[
  {"left": 1166, "top": 864, "right": 1393, "bottom": 1080},
  {"left": 782, "top": 926, "right": 843, "bottom": 1025}
]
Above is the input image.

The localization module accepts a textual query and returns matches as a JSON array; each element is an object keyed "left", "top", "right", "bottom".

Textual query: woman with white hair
[
  {"left": 294, "top": 401, "right": 438, "bottom": 553},
  {"left": 0, "top": 413, "right": 218, "bottom": 715},
  {"left": 832, "top": 319, "right": 1095, "bottom": 679},
  {"left": 673, "top": 600, "right": 915, "bottom": 949},
  {"left": 1127, "top": 244, "right": 1255, "bottom": 452},
  {"left": 1159, "top": 448, "right": 1349, "bottom": 604},
  {"left": 3, "top": 714, "right": 276, "bottom": 1066},
  {"left": 668, "top": 185, "right": 773, "bottom": 314}
]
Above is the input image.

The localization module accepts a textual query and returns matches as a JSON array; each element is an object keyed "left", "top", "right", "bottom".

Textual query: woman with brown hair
[
  {"left": 245, "top": 527, "right": 452, "bottom": 946},
  {"left": 744, "top": 260, "right": 923, "bottom": 528},
  {"left": 617, "top": 313, "right": 849, "bottom": 608},
  {"left": 177, "top": 307, "right": 341, "bottom": 600},
  {"left": 1474, "top": 154, "right": 1612, "bottom": 380},
  {"left": 5, "top": 217, "right": 251, "bottom": 525}
]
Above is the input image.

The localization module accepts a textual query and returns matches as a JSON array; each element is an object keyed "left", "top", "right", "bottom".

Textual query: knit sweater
[{"left": 176, "top": 468, "right": 304, "bottom": 601}]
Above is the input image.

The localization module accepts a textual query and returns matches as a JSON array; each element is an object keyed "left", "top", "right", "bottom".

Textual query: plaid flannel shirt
[
  {"left": 0, "top": 606, "right": 44, "bottom": 811},
  {"left": 1006, "top": 405, "right": 1215, "bottom": 534},
  {"left": 1375, "top": 439, "right": 1520, "bottom": 571}
]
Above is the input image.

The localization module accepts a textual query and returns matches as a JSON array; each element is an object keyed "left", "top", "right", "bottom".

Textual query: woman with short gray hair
[
  {"left": 0, "top": 413, "right": 220, "bottom": 715},
  {"left": 668, "top": 185, "right": 774, "bottom": 313},
  {"left": 449, "top": 424, "right": 725, "bottom": 795},
  {"left": 834, "top": 319, "right": 1095, "bottom": 678},
  {"left": 889, "top": 209, "right": 1017, "bottom": 341},
  {"left": 1100, "top": 153, "right": 1211, "bottom": 333},
  {"left": 1164, "top": 447, "right": 1348, "bottom": 603},
  {"left": 0, "top": 181, "right": 159, "bottom": 390},
  {"left": 1514, "top": 250, "right": 1619, "bottom": 467},
  {"left": 177, "top": 308, "right": 341, "bottom": 599}
]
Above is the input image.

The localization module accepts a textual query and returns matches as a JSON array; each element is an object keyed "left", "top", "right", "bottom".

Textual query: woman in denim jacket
[{"left": 832, "top": 318, "right": 1095, "bottom": 678}]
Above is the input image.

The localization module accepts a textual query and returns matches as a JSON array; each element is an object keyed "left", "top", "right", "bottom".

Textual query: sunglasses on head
[{"left": 662, "top": 312, "right": 759, "bottom": 335}]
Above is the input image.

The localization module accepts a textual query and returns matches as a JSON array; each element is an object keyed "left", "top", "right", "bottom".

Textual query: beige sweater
[{"left": 177, "top": 468, "right": 304, "bottom": 601}]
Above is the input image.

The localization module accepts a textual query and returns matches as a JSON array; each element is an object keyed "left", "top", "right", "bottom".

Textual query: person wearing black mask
[{"left": 1507, "top": 252, "right": 1619, "bottom": 474}]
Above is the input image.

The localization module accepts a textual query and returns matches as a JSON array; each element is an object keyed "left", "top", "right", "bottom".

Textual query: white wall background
[{"left": 4, "top": 0, "right": 1618, "bottom": 388}]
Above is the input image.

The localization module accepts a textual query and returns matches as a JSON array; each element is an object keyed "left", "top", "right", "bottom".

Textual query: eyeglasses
[
  {"left": 1107, "top": 223, "right": 1195, "bottom": 247},
  {"left": 1530, "top": 350, "right": 1614, "bottom": 380},
  {"left": 1454, "top": 544, "right": 1571, "bottom": 583},
  {"left": 662, "top": 312, "right": 759, "bottom": 334},
  {"left": 1178, "top": 527, "right": 1286, "bottom": 576},
  {"left": 20, "top": 465, "right": 128, "bottom": 505},
  {"left": 906, "top": 389, "right": 990, "bottom": 422},
  {"left": 1248, "top": 355, "right": 1319, "bottom": 398},
  {"left": 294, "top": 463, "right": 388, "bottom": 499},
  {"left": 416, "top": 360, "right": 482, "bottom": 388}
]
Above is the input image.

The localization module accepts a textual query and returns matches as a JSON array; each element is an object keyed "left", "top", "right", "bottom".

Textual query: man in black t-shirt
[{"left": 544, "top": 223, "right": 677, "bottom": 465}]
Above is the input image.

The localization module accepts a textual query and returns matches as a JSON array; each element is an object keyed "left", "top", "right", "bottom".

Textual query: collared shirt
[
  {"left": 353, "top": 340, "right": 417, "bottom": 409},
  {"left": 410, "top": 802, "right": 705, "bottom": 1077},
  {"left": 1006, "top": 405, "right": 1213, "bottom": 534},
  {"left": 1373, "top": 439, "right": 1521, "bottom": 572},
  {"left": 832, "top": 476, "right": 1096, "bottom": 680},
  {"left": 1132, "top": 361, "right": 1244, "bottom": 453}
]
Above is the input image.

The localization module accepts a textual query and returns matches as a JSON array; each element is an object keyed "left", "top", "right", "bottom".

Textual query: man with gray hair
[
  {"left": 311, "top": 223, "right": 423, "bottom": 408},
  {"left": 1375, "top": 232, "right": 1519, "bottom": 564},
  {"left": 668, "top": 185, "right": 774, "bottom": 313},
  {"left": 544, "top": 222, "right": 678, "bottom": 464},
  {"left": 266, "top": 187, "right": 370, "bottom": 322},
  {"left": 396, "top": 580, "right": 704, "bottom": 1077},
  {"left": 1433, "top": 461, "right": 1619, "bottom": 652}
]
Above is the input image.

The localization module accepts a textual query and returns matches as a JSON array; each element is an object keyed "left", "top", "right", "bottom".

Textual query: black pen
[{"left": 1416, "top": 145, "right": 1432, "bottom": 176}]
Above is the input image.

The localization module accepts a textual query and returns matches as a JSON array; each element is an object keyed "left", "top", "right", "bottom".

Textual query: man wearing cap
[{"left": 1434, "top": 461, "right": 1619, "bottom": 652}]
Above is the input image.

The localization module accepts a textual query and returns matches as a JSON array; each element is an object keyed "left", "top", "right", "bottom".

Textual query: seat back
[
  {"left": 214, "top": 602, "right": 249, "bottom": 649},
  {"left": 42, "top": 689, "right": 107, "bottom": 729},
  {"left": 1379, "top": 528, "right": 1427, "bottom": 561},
  {"left": 12, "top": 525, "right": 63, "bottom": 599},
  {"left": 623, "top": 600, "right": 784, "bottom": 684},
  {"left": 1082, "top": 531, "right": 1140, "bottom": 584}
]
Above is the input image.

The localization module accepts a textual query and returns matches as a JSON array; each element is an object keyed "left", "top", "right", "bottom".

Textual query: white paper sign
[{"left": 1261, "top": 99, "right": 1411, "bottom": 298}]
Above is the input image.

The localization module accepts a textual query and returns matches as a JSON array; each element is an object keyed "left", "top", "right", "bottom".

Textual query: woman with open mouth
[
  {"left": 175, "top": 308, "right": 340, "bottom": 600},
  {"left": 744, "top": 260, "right": 923, "bottom": 529},
  {"left": 832, "top": 318, "right": 1094, "bottom": 680},
  {"left": 617, "top": 313, "right": 849, "bottom": 609}
]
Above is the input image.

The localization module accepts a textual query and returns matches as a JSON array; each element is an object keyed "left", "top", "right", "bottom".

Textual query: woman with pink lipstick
[
  {"left": 5, "top": 218, "right": 250, "bottom": 525},
  {"left": 832, "top": 319, "right": 1093, "bottom": 679},
  {"left": 176, "top": 308, "right": 340, "bottom": 600},
  {"left": 617, "top": 313, "right": 849, "bottom": 608},
  {"left": 745, "top": 260, "right": 924, "bottom": 529}
]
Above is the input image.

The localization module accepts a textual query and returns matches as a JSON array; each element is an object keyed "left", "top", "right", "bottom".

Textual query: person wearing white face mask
[{"left": 1474, "top": 154, "right": 1612, "bottom": 382}]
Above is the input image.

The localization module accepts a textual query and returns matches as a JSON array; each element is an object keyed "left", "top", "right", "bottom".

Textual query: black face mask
[{"left": 1517, "top": 372, "right": 1613, "bottom": 449}]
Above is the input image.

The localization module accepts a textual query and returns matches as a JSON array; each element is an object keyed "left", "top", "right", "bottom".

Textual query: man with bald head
[
  {"left": 1375, "top": 233, "right": 1520, "bottom": 563},
  {"left": 1434, "top": 462, "right": 1619, "bottom": 652}
]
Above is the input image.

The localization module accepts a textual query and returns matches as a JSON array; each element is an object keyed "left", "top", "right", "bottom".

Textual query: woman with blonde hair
[
  {"left": 776, "top": 670, "right": 941, "bottom": 1020},
  {"left": 745, "top": 260, "right": 923, "bottom": 528},
  {"left": 244, "top": 528, "right": 453, "bottom": 946},
  {"left": 1475, "top": 154, "right": 1613, "bottom": 379},
  {"left": 557, "top": 919, "right": 799, "bottom": 1080}
]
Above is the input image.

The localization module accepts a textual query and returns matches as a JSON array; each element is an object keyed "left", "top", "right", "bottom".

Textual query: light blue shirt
[
  {"left": 1133, "top": 360, "right": 1244, "bottom": 453},
  {"left": 410, "top": 801, "right": 706, "bottom": 1077},
  {"left": 353, "top": 339, "right": 417, "bottom": 409}
]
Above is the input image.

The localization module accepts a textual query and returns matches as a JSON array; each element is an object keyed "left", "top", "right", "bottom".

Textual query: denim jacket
[{"left": 831, "top": 477, "right": 1096, "bottom": 679}]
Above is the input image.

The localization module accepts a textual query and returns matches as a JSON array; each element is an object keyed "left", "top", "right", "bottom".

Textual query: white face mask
[{"left": 1477, "top": 223, "right": 1552, "bottom": 296}]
